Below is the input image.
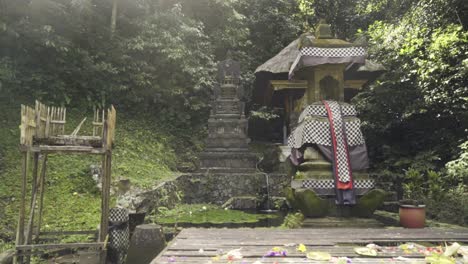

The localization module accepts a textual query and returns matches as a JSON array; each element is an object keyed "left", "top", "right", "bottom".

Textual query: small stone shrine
[{"left": 199, "top": 58, "right": 257, "bottom": 172}]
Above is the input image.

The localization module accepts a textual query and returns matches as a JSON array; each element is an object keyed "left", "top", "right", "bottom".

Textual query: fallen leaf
[
  {"left": 443, "top": 242, "right": 461, "bottom": 257},
  {"left": 354, "top": 247, "right": 378, "bottom": 256},
  {"left": 296, "top": 243, "right": 307, "bottom": 253},
  {"left": 306, "top": 251, "right": 332, "bottom": 261}
]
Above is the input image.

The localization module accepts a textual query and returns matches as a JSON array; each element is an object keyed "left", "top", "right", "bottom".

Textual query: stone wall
[
  {"left": 176, "top": 172, "right": 290, "bottom": 205},
  {"left": 122, "top": 180, "right": 182, "bottom": 214},
  {"left": 128, "top": 172, "right": 290, "bottom": 213}
]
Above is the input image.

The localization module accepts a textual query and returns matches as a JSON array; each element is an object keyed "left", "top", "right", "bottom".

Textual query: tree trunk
[{"left": 110, "top": 0, "right": 118, "bottom": 38}]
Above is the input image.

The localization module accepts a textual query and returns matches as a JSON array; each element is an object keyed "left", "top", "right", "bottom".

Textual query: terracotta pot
[{"left": 399, "top": 204, "right": 426, "bottom": 228}]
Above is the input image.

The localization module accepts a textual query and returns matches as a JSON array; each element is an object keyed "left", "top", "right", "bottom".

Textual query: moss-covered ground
[
  {"left": 150, "top": 204, "right": 280, "bottom": 227},
  {"left": 0, "top": 98, "right": 202, "bottom": 249}
]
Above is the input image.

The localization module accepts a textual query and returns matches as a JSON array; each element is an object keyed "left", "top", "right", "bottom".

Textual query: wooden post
[
  {"left": 34, "top": 154, "right": 48, "bottom": 241},
  {"left": 98, "top": 151, "right": 112, "bottom": 264},
  {"left": 15, "top": 151, "right": 29, "bottom": 264},
  {"left": 26, "top": 155, "right": 40, "bottom": 243},
  {"left": 99, "top": 154, "right": 107, "bottom": 242},
  {"left": 29, "top": 153, "right": 39, "bottom": 214},
  {"left": 24, "top": 153, "right": 39, "bottom": 264},
  {"left": 99, "top": 153, "right": 111, "bottom": 243}
]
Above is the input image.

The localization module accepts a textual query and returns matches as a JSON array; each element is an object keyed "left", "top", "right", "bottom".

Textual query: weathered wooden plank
[
  {"left": 39, "top": 230, "right": 98, "bottom": 236},
  {"left": 176, "top": 228, "right": 468, "bottom": 240},
  {"left": 33, "top": 136, "right": 102, "bottom": 147},
  {"left": 29, "top": 146, "right": 106, "bottom": 154},
  {"left": 16, "top": 242, "right": 104, "bottom": 251},
  {"left": 151, "top": 228, "right": 468, "bottom": 264},
  {"left": 161, "top": 247, "right": 426, "bottom": 258},
  {"left": 151, "top": 256, "right": 428, "bottom": 264}
]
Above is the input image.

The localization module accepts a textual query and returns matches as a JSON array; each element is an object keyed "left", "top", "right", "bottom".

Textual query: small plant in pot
[{"left": 399, "top": 168, "right": 426, "bottom": 228}]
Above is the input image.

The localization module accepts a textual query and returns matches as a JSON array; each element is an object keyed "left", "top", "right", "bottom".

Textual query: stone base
[
  {"left": 177, "top": 173, "right": 290, "bottom": 205},
  {"left": 291, "top": 179, "right": 376, "bottom": 196},
  {"left": 285, "top": 187, "right": 387, "bottom": 218}
]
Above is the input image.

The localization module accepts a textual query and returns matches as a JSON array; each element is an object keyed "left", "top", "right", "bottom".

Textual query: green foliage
[
  {"left": 402, "top": 167, "right": 468, "bottom": 225},
  {"left": 236, "top": 0, "right": 302, "bottom": 66},
  {"left": 0, "top": 99, "right": 188, "bottom": 243},
  {"left": 113, "top": 115, "right": 179, "bottom": 188},
  {"left": 353, "top": 0, "right": 468, "bottom": 173},
  {"left": 249, "top": 106, "right": 281, "bottom": 121},
  {"left": 446, "top": 141, "right": 468, "bottom": 185},
  {"left": 425, "top": 185, "right": 468, "bottom": 226},
  {"left": 403, "top": 169, "right": 445, "bottom": 201},
  {"left": 402, "top": 168, "right": 427, "bottom": 202},
  {"left": 281, "top": 212, "right": 304, "bottom": 228}
]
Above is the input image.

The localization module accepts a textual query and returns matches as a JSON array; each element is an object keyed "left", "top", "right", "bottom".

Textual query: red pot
[{"left": 399, "top": 204, "right": 426, "bottom": 228}]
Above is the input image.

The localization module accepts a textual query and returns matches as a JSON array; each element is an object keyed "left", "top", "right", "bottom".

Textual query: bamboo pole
[
  {"left": 34, "top": 155, "right": 48, "bottom": 241},
  {"left": 15, "top": 151, "right": 29, "bottom": 264},
  {"left": 99, "top": 153, "right": 109, "bottom": 243},
  {"left": 45, "top": 107, "right": 50, "bottom": 138},
  {"left": 25, "top": 156, "right": 40, "bottom": 239},
  {"left": 23, "top": 153, "right": 39, "bottom": 264},
  {"left": 29, "top": 153, "right": 39, "bottom": 212}
]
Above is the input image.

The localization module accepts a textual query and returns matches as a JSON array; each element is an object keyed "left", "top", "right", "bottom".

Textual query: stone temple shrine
[
  {"left": 185, "top": 21, "right": 389, "bottom": 217},
  {"left": 199, "top": 59, "right": 257, "bottom": 172},
  {"left": 251, "top": 21, "right": 388, "bottom": 217}
]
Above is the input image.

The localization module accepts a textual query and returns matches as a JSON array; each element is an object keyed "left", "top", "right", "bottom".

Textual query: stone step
[
  {"left": 298, "top": 161, "right": 332, "bottom": 171},
  {"left": 198, "top": 167, "right": 257, "bottom": 173}
]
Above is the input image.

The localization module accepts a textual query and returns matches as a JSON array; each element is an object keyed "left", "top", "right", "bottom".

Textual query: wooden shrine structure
[{"left": 15, "top": 101, "right": 116, "bottom": 264}]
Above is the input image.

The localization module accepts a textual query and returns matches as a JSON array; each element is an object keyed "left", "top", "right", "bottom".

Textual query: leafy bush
[
  {"left": 446, "top": 141, "right": 468, "bottom": 185},
  {"left": 281, "top": 212, "right": 304, "bottom": 229},
  {"left": 402, "top": 164, "right": 467, "bottom": 225},
  {"left": 354, "top": 0, "right": 468, "bottom": 173}
]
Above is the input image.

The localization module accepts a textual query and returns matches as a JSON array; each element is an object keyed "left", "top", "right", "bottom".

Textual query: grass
[{"left": 0, "top": 98, "right": 191, "bottom": 245}]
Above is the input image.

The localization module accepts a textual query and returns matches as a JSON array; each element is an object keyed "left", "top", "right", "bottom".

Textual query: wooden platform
[
  {"left": 151, "top": 228, "right": 468, "bottom": 263},
  {"left": 301, "top": 217, "right": 385, "bottom": 228}
]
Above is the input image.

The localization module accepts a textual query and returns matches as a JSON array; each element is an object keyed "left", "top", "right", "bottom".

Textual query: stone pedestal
[
  {"left": 287, "top": 147, "right": 384, "bottom": 217},
  {"left": 126, "top": 224, "right": 166, "bottom": 264}
]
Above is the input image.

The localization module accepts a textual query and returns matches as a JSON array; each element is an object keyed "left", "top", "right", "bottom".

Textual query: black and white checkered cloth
[
  {"left": 298, "top": 103, "right": 357, "bottom": 123},
  {"left": 108, "top": 208, "right": 130, "bottom": 264},
  {"left": 324, "top": 101, "right": 351, "bottom": 182},
  {"left": 300, "top": 47, "right": 366, "bottom": 58},
  {"left": 288, "top": 118, "right": 365, "bottom": 148},
  {"left": 302, "top": 179, "right": 375, "bottom": 189}
]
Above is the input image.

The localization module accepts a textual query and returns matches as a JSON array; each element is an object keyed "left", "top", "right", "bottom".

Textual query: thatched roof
[
  {"left": 254, "top": 38, "right": 301, "bottom": 74},
  {"left": 357, "top": 59, "right": 386, "bottom": 72},
  {"left": 254, "top": 35, "right": 385, "bottom": 75}
]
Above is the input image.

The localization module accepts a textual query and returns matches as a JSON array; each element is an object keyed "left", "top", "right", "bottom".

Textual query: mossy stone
[
  {"left": 294, "top": 189, "right": 328, "bottom": 217},
  {"left": 298, "top": 171, "right": 333, "bottom": 179},
  {"left": 351, "top": 189, "right": 387, "bottom": 217},
  {"left": 297, "top": 161, "right": 332, "bottom": 171},
  {"left": 352, "top": 172, "right": 370, "bottom": 180},
  {"left": 284, "top": 187, "right": 298, "bottom": 208}
]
